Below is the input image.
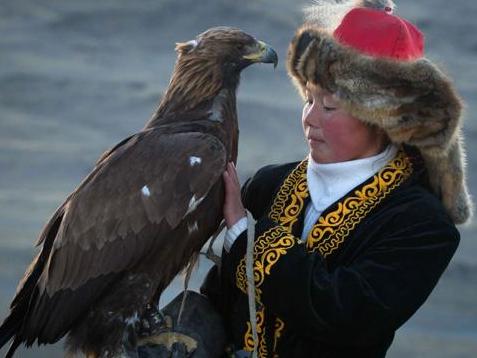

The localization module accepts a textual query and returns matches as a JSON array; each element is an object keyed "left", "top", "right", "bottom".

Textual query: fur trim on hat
[
  {"left": 304, "top": 0, "right": 395, "bottom": 30},
  {"left": 287, "top": 26, "right": 472, "bottom": 224}
]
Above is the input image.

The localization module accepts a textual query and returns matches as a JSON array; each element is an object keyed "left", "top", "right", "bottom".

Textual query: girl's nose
[{"left": 304, "top": 104, "right": 322, "bottom": 127}]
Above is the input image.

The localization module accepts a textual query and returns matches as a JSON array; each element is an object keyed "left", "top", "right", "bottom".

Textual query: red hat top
[{"left": 333, "top": 7, "right": 424, "bottom": 61}]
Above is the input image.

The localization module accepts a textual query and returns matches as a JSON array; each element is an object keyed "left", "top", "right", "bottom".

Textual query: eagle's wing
[
  {"left": 20, "top": 128, "right": 226, "bottom": 342},
  {"left": 48, "top": 128, "right": 225, "bottom": 291}
]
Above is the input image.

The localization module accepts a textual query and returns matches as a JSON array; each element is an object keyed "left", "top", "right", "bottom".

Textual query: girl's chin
[
  {"left": 309, "top": 146, "right": 345, "bottom": 164},
  {"left": 309, "top": 149, "right": 332, "bottom": 164}
]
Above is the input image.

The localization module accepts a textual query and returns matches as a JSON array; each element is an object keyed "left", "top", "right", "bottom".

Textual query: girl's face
[{"left": 302, "top": 83, "right": 387, "bottom": 164}]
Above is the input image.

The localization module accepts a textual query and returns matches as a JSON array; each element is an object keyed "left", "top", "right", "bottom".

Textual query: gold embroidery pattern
[
  {"left": 244, "top": 307, "right": 268, "bottom": 357},
  {"left": 268, "top": 160, "right": 309, "bottom": 232},
  {"left": 238, "top": 150, "right": 412, "bottom": 357},
  {"left": 306, "top": 150, "right": 413, "bottom": 256},
  {"left": 236, "top": 257, "right": 248, "bottom": 295},
  {"left": 266, "top": 149, "right": 412, "bottom": 258},
  {"left": 273, "top": 317, "right": 285, "bottom": 353},
  {"left": 236, "top": 226, "right": 296, "bottom": 302},
  {"left": 236, "top": 227, "right": 295, "bottom": 357}
]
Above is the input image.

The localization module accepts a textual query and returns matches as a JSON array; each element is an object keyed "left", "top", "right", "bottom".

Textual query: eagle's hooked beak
[{"left": 243, "top": 41, "right": 278, "bottom": 68}]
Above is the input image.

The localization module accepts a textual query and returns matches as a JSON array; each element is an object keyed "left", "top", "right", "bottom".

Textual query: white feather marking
[
  {"left": 125, "top": 312, "right": 139, "bottom": 326},
  {"left": 185, "top": 195, "right": 205, "bottom": 216},
  {"left": 141, "top": 185, "right": 151, "bottom": 197},
  {"left": 187, "top": 39, "right": 198, "bottom": 48},
  {"left": 189, "top": 156, "right": 202, "bottom": 166},
  {"left": 188, "top": 221, "right": 199, "bottom": 235}
]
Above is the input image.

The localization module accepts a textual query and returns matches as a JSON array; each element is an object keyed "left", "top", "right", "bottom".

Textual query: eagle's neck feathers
[
  {"left": 149, "top": 55, "right": 240, "bottom": 124},
  {"left": 145, "top": 55, "right": 240, "bottom": 161}
]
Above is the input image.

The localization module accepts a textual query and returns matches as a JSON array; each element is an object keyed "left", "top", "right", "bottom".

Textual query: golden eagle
[{"left": 0, "top": 27, "right": 277, "bottom": 357}]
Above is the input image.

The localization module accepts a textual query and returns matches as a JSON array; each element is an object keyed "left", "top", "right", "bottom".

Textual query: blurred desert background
[{"left": 1, "top": 0, "right": 476, "bottom": 356}]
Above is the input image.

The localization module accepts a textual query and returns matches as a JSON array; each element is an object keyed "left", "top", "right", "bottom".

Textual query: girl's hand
[{"left": 223, "top": 162, "right": 246, "bottom": 228}]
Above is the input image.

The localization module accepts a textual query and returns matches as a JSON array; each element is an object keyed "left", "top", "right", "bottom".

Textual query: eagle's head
[
  {"left": 175, "top": 26, "right": 278, "bottom": 73},
  {"left": 153, "top": 27, "right": 278, "bottom": 120}
]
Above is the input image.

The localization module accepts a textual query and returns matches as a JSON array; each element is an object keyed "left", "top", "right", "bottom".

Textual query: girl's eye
[{"left": 322, "top": 97, "right": 337, "bottom": 111}]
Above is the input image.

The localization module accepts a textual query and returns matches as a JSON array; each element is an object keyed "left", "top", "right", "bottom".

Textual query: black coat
[{"left": 202, "top": 148, "right": 459, "bottom": 357}]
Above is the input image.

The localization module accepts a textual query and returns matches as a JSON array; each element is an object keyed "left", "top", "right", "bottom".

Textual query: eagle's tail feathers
[
  {"left": 0, "top": 313, "right": 21, "bottom": 353},
  {"left": 5, "top": 337, "right": 22, "bottom": 358}
]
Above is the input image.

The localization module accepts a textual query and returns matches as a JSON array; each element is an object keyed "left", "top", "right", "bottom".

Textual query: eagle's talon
[
  {"left": 136, "top": 306, "right": 168, "bottom": 338},
  {"left": 119, "top": 324, "right": 139, "bottom": 358}
]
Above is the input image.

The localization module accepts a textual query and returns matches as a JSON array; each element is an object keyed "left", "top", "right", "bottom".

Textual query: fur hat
[{"left": 288, "top": 0, "right": 472, "bottom": 224}]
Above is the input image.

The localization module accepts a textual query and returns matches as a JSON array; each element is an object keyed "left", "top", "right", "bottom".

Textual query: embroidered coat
[{"left": 201, "top": 148, "right": 459, "bottom": 357}]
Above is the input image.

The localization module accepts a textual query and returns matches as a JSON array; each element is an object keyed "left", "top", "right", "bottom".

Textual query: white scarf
[{"left": 301, "top": 145, "right": 399, "bottom": 240}]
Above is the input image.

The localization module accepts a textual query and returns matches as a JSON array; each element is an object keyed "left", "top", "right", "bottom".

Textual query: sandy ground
[{"left": 0, "top": 0, "right": 476, "bottom": 356}]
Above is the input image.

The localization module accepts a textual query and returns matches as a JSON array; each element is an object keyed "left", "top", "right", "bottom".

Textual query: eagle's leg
[
  {"left": 66, "top": 273, "right": 158, "bottom": 357},
  {"left": 120, "top": 324, "right": 139, "bottom": 358},
  {"left": 204, "top": 221, "right": 226, "bottom": 266}
]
